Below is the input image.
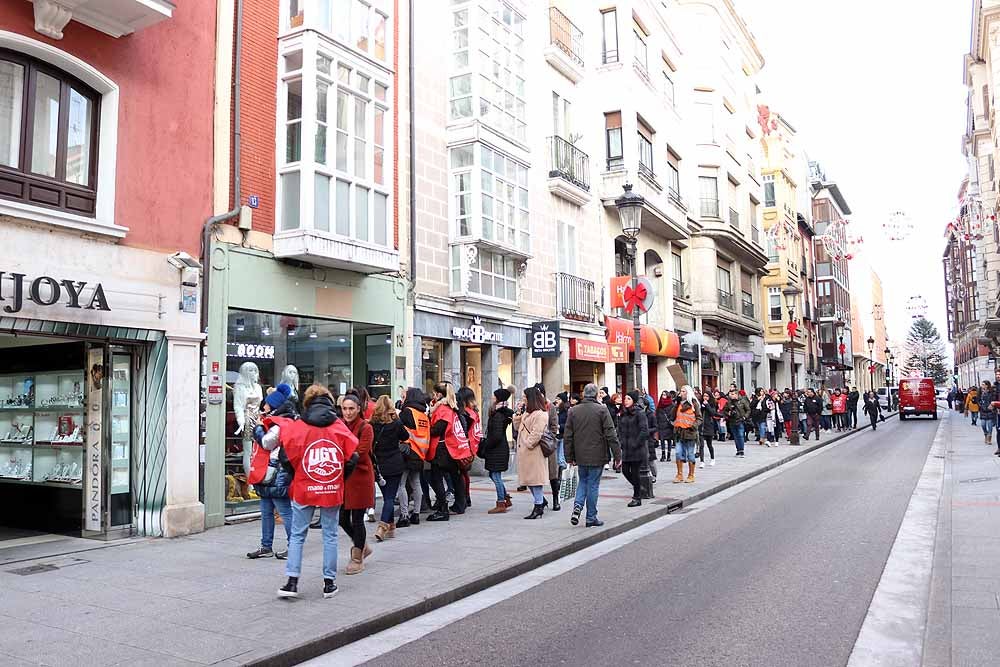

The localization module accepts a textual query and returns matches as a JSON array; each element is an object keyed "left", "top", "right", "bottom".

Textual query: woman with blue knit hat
[{"left": 247, "top": 384, "right": 297, "bottom": 559}]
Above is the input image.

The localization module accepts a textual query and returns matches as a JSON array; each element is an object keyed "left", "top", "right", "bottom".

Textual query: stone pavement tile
[
  {"left": 0, "top": 653, "right": 38, "bottom": 667},
  {"left": 953, "top": 609, "right": 1000, "bottom": 667},
  {"left": 18, "top": 600, "right": 121, "bottom": 634},
  {"left": 952, "top": 589, "right": 1000, "bottom": 610},
  {"left": 0, "top": 617, "right": 153, "bottom": 667},
  {"left": 109, "top": 654, "right": 202, "bottom": 667},
  {"left": 950, "top": 576, "right": 1000, "bottom": 593}
]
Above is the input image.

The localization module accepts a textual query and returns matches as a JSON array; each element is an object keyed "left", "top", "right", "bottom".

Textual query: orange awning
[{"left": 604, "top": 316, "right": 681, "bottom": 358}]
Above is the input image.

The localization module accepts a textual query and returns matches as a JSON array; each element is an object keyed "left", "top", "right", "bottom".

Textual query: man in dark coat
[
  {"left": 564, "top": 383, "right": 621, "bottom": 527},
  {"left": 847, "top": 387, "right": 860, "bottom": 429}
]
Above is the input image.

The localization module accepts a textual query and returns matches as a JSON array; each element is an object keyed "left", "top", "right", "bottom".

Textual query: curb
[{"left": 246, "top": 414, "right": 896, "bottom": 667}]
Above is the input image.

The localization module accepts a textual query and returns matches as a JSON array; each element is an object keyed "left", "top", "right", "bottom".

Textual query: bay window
[
  {"left": 286, "top": 0, "right": 390, "bottom": 64},
  {"left": 0, "top": 51, "right": 99, "bottom": 216}
]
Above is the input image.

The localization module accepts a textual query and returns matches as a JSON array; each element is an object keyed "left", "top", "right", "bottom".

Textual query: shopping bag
[{"left": 559, "top": 464, "right": 578, "bottom": 501}]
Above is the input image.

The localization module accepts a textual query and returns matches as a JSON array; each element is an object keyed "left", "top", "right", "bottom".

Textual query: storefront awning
[
  {"left": 0, "top": 316, "right": 163, "bottom": 342},
  {"left": 604, "top": 317, "right": 680, "bottom": 358}
]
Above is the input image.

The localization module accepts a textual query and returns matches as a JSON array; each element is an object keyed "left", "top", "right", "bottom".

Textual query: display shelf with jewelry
[
  {"left": 33, "top": 447, "right": 83, "bottom": 487},
  {"left": 0, "top": 448, "right": 33, "bottom": 481},
  {"left": 34, "top": 371, "right": 85, "bottom": 410},
  {"left": 33, "top": 413, "right": 84, "bottom": 446},
  {"left": 0, "top": 373, "right": 35, "bottom": 410},
  {"left": 0, "top": 414, "right": 34, "bottom": 445}
]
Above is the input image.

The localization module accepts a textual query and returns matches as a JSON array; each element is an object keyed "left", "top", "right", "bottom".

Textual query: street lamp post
[
  {"left": 615, "top": 182, "right": 653, "bottom": 499},
  {"left": 867, "top": 336, "right": 875, "bottom": 393},
  {"left": 783, "top": 286, "right": 802, "bottom": 446},
  {"left": 835, "top": 318, "right": 847, "bottom": 387}
]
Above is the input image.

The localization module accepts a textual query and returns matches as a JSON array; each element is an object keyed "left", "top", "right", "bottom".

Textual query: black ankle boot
[
  {"left": 278, "top": 576, "right": 299, "bottom": 598},
  {"left": 524, "top": 503, "right": 544, "bottom": 520},
  {"left": 550, "top": 481, "right": 561, "bottom": 511}
]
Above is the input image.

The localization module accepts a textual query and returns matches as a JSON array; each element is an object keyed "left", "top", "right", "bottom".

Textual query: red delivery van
[{"left": 898, "top": 378, "right": 937, "bottom": 420}]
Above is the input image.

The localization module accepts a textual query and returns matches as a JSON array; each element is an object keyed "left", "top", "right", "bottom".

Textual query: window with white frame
[
  {"left": 557, "top": 220, "right": 577, "bottom": 275},
  {"left": 763, "top": 173, "right": 776, "bottom": 207},
  {"left": 661, "top": 54, "right": 675, "bottom": 109},
  {"left": 278, "top": 45, "right": 391, "bottom": 247},
  {"left": 448, "top": 142, "right": 529, "bottom": 252},
  {"left": 633, "top": 20, "right": 648, "bottom": 75},
  {"left": 637, "top": 118, "right": 654, "bottom": 178},
  {"left": 768, "top": 287, "right": 782, "bottom": 321},
  {"left": 470, "top": 249, "right": 517, "bottom": 301},
  {"left": 291, "top": 0, "right": 390, "bottom": 63},
  {"left": 601, "top": 8, "right": 619, "bottom": 64},
  {"left": 666, "top": 148, "right": 680, "bottom": 197},
  {"left": 448, "top": 1, "right": 526, "bottom": 143}
]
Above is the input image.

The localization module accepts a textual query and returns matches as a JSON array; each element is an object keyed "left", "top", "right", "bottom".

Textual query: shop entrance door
[{"left": 460, "top": 345, "right": 482, "bottom": 405}]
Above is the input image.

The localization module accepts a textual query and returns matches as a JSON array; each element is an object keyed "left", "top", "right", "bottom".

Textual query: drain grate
[
  {"left": 7, "top": 563, "right": 58, "bottom": 576},
  {"left": 959, "top": 476, "right": 999, "bottom": 484}
]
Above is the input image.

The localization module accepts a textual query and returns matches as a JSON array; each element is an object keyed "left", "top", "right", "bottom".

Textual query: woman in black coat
[
  {"left": 699, "top": 392, "right": 718, "bottom": 468},
  {"left": 655, "top": 391, "right": 675, "bottom": 462},
  {"left": 480, "top": 388, "right": 514, "bottom": 513},
  {"left": 618, "top": 391, "right": 649, "bottom": 507},
  {"left": 369, "top": 396, "right": 410, "bottom": 537},
  {"left": 862, "top": 391, "right": 882, "bottom": 431}
]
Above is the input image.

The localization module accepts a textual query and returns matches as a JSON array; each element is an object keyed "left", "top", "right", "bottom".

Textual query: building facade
[
  {"left": 200, "top": 0, "right": 408, "bottom": 528},
  {"left": 0, "top": 0, "right": 211, "bottom": 538}
]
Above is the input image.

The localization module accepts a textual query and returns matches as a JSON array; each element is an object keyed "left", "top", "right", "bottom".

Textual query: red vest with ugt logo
[{"left": 264, "top": 416, "right": 358, "bottom": 507}]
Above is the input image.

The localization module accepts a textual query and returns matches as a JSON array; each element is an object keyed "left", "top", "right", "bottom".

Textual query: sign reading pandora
[{"left": 0, "top": 272, "right": 111, "bottom": 314}]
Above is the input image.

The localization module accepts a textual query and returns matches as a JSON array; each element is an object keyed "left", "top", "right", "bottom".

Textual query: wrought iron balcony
[
  {"left": 701, "top": 198, "right": 720, "bottom": 218},
  {"left": 673, "top": 279, "right": 688, "bottom": 300},
  {"left": 741, "top": 298, "right": 755, "bottom": 319},
  {"left": 556, "top": 272, "right": 596, "bottom": 322},
  {"left": 547, "top": 136, "right": 590, "bottom": 192},
  {"left": 548, "top": 7, "right": 584, "bottom": 67},
  {"left": 718, "top": 289, "right": 735, "bottom": 311},
  {"left": 729, "top": 207, "right": 740, "bottom": 229}
]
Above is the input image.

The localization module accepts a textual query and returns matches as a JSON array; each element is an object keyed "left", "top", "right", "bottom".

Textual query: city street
[{"left": 341, "top": 417, "right": 938, "bottom": 667}]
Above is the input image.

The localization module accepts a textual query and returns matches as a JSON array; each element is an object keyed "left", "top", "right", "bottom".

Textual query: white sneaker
[
  {"left": 699, "top": 461, "right": 705, "bottom": 469},
  {"left": 710, "top": 458, "right": 716, "bottom": 467},
  {"left": 366, "top": 508, "right": 376, "bottom": 522}
]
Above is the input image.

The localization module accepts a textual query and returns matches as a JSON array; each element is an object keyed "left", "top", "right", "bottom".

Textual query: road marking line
[
  {"left": 304, "top": 423, "right": 884, "bottom": 667},
  {"left": 847, "top": 412, "right": 947, "bottom": 667}
]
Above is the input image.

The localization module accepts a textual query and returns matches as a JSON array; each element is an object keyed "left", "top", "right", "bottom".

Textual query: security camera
[{"left": 167, "top": 251, "right": 202, "bottom": 270}]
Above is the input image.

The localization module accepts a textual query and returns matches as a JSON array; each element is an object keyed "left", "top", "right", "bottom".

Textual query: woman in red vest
[
  {"left": 427, "top": 383, "right": 473, "bottom": 521},
  {"left": 261, "top": 384, "right": 359, "bottom": 599},
  {"left": 340, "top": 394, "right": 375, "bottom": 575},
  {"left": 455, "top": 386, "right": 481, "bottom": 511},
  {"left": 397, "top": 387, "right": 431, "bottom": 526}
]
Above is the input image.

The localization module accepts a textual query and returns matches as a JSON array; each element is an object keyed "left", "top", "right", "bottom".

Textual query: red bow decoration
[
  {"left": 623, "top": 282, "right": 649, "bottom": 313},
  {"left": 786, "top": 321, "right": 799, "bottom": 337}
]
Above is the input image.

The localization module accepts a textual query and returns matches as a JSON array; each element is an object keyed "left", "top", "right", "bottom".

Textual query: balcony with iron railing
[
  {"left": 741, "top": 297, "right": 755, "bottom": 319},
  {"left": 673, "top": 279, "right": 688, "bottom": 300},
  {"left": 547, "top": 136, "right": 591, "bottom": 204},
  {"left": 545, "top": 7, "right": 584, "bottom": 82},
  {"left": 556, "top": 272, "right": 596, "bottom": 322},
  {"left": 729, "top": 207, "right": 739, "bottom": 229},
  {"left": 718, "top": 289, "right": 734, "bottom": 311},
  {"left": 701, "top": 198, "right": 720, "bottom": 218}
]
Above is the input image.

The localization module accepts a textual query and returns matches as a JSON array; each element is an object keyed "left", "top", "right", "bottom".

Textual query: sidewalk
[
  {"left": 0, "top": 424, "right": 877, "bottom": 667},
  {"left": 924, "top": 409, "right": 1000, "bottom": 667}
]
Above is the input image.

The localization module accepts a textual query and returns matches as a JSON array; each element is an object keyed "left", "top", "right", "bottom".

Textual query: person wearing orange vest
[
  {"left": 398, "top": 387, "right": 431, "bottom": 526},
  {"left": 427, "top": 383, "right": 470, "bottom": 521},
  {"left": 671, "top": 385, "right": 702, "bottom": 484},
  {"left": 260, "top": 383, "right": 359, "bottom": 599},
  {"left": 455, "top": 386, "right": 481, "bottom": 513},
  {"left": 480, "top": 387, "right": 514, "bottom": 514}
]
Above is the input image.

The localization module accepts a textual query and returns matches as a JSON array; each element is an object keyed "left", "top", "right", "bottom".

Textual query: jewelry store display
[
  {"left": 0, "top": 455, "right": 31, "bottom": 480},
  {"left": 44, "top": 460, "right": 82, "bottom": 484}
]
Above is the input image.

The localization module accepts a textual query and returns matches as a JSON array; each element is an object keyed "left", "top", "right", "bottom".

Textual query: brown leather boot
[
  {"left": 686, "top": 462, "right": 696, "bottom": 483},
  {"left": 345, "top": 547, "right": 364, "bottom": 575},
  {"left": 374, "top": 521, "right": 390, "bottom": 542},
  {"left": 363, "top": 542, "right": 373, "bottom": 559},
  {"left": 488, "top": 501, "right": 508, "bottom": 514},
  {"left": 386, "top": 522, "right": 396, "bottom": 539},
  {"left": 673, "top": 459, "right": 684, "bottom": 483}
]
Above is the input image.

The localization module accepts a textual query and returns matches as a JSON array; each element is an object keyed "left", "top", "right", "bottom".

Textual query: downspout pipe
[
  {"left": 201, "top": 0, "right": 244, "bottom": 333},
  {"left": 408, "top": 0, "right": 416, "bottom": 289}
]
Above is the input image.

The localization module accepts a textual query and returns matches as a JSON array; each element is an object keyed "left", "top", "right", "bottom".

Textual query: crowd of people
[
  {"left": 240, "top": 378, "right": 884, "bottom": 599},
  {"left": 949, "top": 380, "right": 1000, "bottom": 453}
]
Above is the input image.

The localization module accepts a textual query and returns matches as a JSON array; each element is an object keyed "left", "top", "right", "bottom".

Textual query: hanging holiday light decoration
[
  {"left": 816, "top": 217, "right": 850, "bottom": 260},
  {"left": 882, "top": 210, "right": 914, "bottom": 241},
  {"left": 906, "top": 295, "right": 927, "bottom": 320},
  {"left": 766, "top": 219, "right": 792, "bottom": 251},
  {"left": 956, "top": 196, "right": 992, "bottom": 241}
]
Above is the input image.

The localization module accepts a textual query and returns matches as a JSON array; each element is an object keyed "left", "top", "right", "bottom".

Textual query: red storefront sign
[
  {"left": 609, "top": 343, "right": 628, "bottom": 363},
  {"left": 604, "top": 316, "right": 681, "bottom": 357},
  {"left": 569, "top": 338, "right": 611, "bottom": 363},
  {"left": 609, "top": 276, "right": 631, "bottom": 309}
]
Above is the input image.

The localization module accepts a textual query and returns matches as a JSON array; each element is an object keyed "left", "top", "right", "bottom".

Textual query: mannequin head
[
  {"left": 237, "top": 362, "right": 260, "bottom": 386},
  {"left": 280, "top": 365, "right": 300, "bottom": 395}
]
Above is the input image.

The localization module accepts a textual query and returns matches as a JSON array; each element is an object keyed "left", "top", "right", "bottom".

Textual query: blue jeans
[
  {"left": 756, "top": 422, "right": 768, "bottom": 441},
  {"left": 981, "top": 417, "right": 995, "bottom": 443},
  {"left": 379, "top": 474, "right": 402, "bottom": 524},
  {"left": 732, "top": 422, "right": 746, "bottom": 453},
  {"left": 489, "top": 471, "right": 507, "bottom": 502},
  {"left": 286, "top": 501, "right": 340, "bottom": 580},
  {"left": 259, "top": 495, "right": 292, "bottom": 550},
  {"left": 573, "top": 465, "right": 602, "bottom": 523},
  {"left": 557, "top": 439, "right": 567, "bottom": 469},
  {"left": 676, "top": 440, "right": 697, "bottom": 462},
  {"left": 529, "top": 485, "right": 544, "bottom": 504}
]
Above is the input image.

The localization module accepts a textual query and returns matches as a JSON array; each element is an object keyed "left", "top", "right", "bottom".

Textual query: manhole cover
[
  {"left": 959, "top": 476, "right": 999, "bottom": 484},
  {"left": 7, "top": 563, "right": 58, "bottom": 576}
]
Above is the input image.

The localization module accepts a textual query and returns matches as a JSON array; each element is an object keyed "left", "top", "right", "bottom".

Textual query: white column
[{"left": 163, "top": 334, "right": 207, "bottom": 537}]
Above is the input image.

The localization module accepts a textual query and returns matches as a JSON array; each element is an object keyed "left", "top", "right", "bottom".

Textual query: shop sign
[
  {"left": 0, "top": 272, "right": 111, "bottom": 314},
  {"left": 609, "top": 276, "right": 631, "bottom": 309},
  {"left": 678, "top": 343, "right": 699, "bottom": 362},
  {"left": 609, "top": 343, "right": 628, "bottom": 363},
  {"left": 226, "top": 342, "right": 275, "bottom": 360},
  {"left": 207, "top": 361, "right": 224, "bottom": 405},
  {"left": 451, "top": 317, "right": 504, "bottom": 344},
  {"left": 604, "top": 316, "right": 680, "bottom": 357},
  {"left": 84, "top": 348, "right": 103, "bottom": 532},
  {"left": 530, "top": 321, "right": 560, "bottom": 358},
  {"left": 720, "top": 352, "right": 754, "bottom": 363},
  {"left": 569, "top": 338, "right": 610, "bottom": 363}
]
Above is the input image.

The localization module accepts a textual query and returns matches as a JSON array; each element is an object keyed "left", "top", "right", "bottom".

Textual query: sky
[{"left": 741, "top": 0, "right": 971, "bottom": 350}]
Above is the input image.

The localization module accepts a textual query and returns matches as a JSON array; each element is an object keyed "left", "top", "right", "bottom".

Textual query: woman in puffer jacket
[{"left": 247, "top": 384, "right": 297, "bottom": 560}]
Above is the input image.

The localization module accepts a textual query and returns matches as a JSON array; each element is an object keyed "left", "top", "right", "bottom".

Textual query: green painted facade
[{"left": 203, "top": 243, "right": 406, "bottom": 528}]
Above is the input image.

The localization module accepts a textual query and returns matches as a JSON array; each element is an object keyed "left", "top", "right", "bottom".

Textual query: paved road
[{"left": 361, "top": 416, "right": 938, "bottom": 667}]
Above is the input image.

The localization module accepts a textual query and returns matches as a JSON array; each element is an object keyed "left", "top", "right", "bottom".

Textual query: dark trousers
[
  {"left": 659, "top": 438, "right": 673, "bottom": 456},
  {"left": 806, "top": 414, "right": 821, "bottom": 438},
  {"left": 339, "top": 508, "right": 367, "bottom": 549},
  {"left": 419, "top": 467, "right": 432, "bottom": 509},
  {"left": 430, "top": 456, "right": 466, "bottom": 511},
  {"left": 699, "top": 437, "right": 715, "bottom": 462},
  {"left": 847, "top": 406, "right": 858, "bottom": 429},
  {"left": 622, "top": 462, "right": 642, "bottom": 499},
  {"left": 378, "top": 474, "right": 402, "bottom": 524}
]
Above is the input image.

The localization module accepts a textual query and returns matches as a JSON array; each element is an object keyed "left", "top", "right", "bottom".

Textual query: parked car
[
  {"left": 899, "top": 378, "right": 938, "bottom": 420},
  {"left": 876, "top": 387, "right": 898, "bottom": 410}
]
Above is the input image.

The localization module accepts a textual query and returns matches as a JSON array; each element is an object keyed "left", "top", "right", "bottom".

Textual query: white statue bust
[
  {"left": 280, "top": 364, "right": 300, "bottom": 399},
  {"left": 232, "top": 361, "right": 262, "bottom": 435}
]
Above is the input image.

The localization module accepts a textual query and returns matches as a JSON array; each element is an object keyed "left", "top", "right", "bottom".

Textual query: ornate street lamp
[
  {"left": 867, "top": 336, "right": 876, "bottom": 392},
  {"left": 835, "top": 317, "right": 847, "bottom": 386},
  {"left": 783, "top": 286, "right": 802, "bottom": 445},
  {"left": 615, "top": 182, "right": 652, "bottom": 498}
]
